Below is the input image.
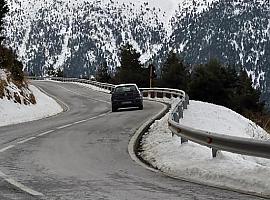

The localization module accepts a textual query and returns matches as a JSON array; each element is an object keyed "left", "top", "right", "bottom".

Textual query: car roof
[{"left": 115, "top": 84, "right": 138, "bottom": 87}]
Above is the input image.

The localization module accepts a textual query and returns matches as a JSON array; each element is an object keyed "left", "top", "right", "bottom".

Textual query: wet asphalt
[{"left": 0, "top": 81, "right": 267, "bottom": 200}]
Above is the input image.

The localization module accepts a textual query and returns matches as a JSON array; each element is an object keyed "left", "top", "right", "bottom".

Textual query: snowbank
[
  {"left": 0, "top": 85, "right": 63, "bottom": 127},
  {"left": 180, "top": 101, "right": 270, "bottom": 140},
  {"left": 141, "top": 100, "right": 270, "bottom": 196},
  {"left": 71, "top": 82, "right": 111, "bottom": 93}
]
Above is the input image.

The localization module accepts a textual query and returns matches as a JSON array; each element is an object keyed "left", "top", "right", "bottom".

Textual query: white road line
[
  {"left": 57, "top": 85, "right": 110, "bottom": 104},
  {"left": 5, "top": 178, "right": 44, "bottom": 196},
  {"left": 37, "top": 130, "right": 54, "bottom": 137},
  {"left": 73, "top": 119, "right": 88, "bottom": 124},
  {"left": 17, "top": 137, "right": 36, "bottom": 144},
  {"left": 0, "top": 145, "right": 15, "bottom": 153},
  {"left": 71, "top": 112, "right": 110, "bottom": 125},
  {"left": 87, "top": 112, "right": 110, "bottom": 121},
  {"left": 0, "top": 170, "right": 44, "bottom": 196},
  {"left": 56, "top": 124, "right": 73, "bottom": 129}
]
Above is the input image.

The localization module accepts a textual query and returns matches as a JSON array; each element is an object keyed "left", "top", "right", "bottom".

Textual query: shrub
[
  {"left": 29, "top": 93, "right": 36, "bottom": 104},
  {"left": 0, "top": 79, "right": 7, "bottom": 98},
  {"left": 0, "top": 46, "right": 24, "bottom": 84}
]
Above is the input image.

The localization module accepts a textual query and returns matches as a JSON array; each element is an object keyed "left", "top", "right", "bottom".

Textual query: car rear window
[{"left": 114, "top": 85, "right": 137, "bottom": 93}]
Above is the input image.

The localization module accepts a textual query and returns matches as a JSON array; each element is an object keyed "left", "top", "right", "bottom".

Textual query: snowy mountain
[
  {"left": 5, "top": 0, "right": 171, "bottom": 77},
  {"left": 4, "top": 0, "right": 270, "bottom": 104}
]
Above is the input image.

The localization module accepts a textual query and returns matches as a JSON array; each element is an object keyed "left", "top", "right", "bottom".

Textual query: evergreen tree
[
  {"left": 0, "top": 0, "right": 8, "bottom": 43},
  {"left": 56, "top": 68, "right": 64, "bottom": 77},
  {"left": 115, "top": 43, "right": 148, "bottom": 87},
  {"left": 96, "top": 61, "right": 111, "bottom": 83},
  {"left": 47, "top": 65, "right": 55, "bottom": 76},
  {"left": 189, "top": 59, "right": 264, "bottom": 114},
  {"left": 0, "top": 46, "right": 24, "bottom": 82},
  {"left": 233, "top": 69, "right": 264, "bottom": 113},
  {"left": 159, "top": 51, "right": 189, "bottom": 90},
  {"left": 189, "top": 59, "right": 236, "bottom": 107}
]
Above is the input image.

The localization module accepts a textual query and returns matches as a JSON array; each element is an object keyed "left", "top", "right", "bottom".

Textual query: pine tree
[
  {"left": 0, "top": 0, "right": 8, "bottom": 43},
  {"left": 96, "top": 61, "right": 111, "bottom": 83},
  {"left": 189, "top": 59, "right": 233, "bottom": 107},
  {"left": 56, "top": 68, "right": 64, "bottom": 77},
  {"left": 233, "top": 69, "right": 264, "bottom": 113},
  {"left": 189, "top": 59, "right": 264, "bottom": 114},
  {"left": 115, "top": 43, "right": 148, "bottom": 87},
  {"left": 159, "top": 51, "right": 189, "bottom": 90},
  {"left": 0, "top": 46, "right": 24, "bottom": 82},
  {"left": 47, "top": 65, "right": 55, "bottom": 76}
]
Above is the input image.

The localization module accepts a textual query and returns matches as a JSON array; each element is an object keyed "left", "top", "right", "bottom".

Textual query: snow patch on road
[
  {"left": 0, "top": 85, "right": 63, "bottom": 127},
  {"left": 141, "top": 100, "right": 270, "bottom": 196}
]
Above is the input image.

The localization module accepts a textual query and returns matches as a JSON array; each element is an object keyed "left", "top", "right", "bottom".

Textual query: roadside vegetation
[
  {"left": 0, "top": 0, "right": 36, "bottom": 104},
  {"left": 92, "top": 43, "right": 269, "bottom": 132}
]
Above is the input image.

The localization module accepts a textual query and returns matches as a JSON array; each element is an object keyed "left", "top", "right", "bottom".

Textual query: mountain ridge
[{"left": 4, "top": 0, "right": 270, "bottom": 103}]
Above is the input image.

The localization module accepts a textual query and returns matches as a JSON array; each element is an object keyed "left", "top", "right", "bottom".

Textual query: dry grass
[
  {"left": 13, "top": 92, "right": 22, "bottom": 104},
  {"left": 244, "top": 111, "right": 270, "bottom": 134},
  {"left": 0, "top": 80, "right": 7, "bottom": 99},
  {"left": 29, "top": 93, "right": 36, "bottom": 104}
]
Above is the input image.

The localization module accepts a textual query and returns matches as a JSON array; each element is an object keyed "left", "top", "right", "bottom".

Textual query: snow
[
  {"left": 0, "top": 69, "right": 7, "bottom": 80},
  {"left": 68, "top": 82, "right": 111, "bottom": 93},
  {"left": 141, "top": 100, "right": 270, "bottom": 196},
  {"left": 0, "top": 85, "right": 63, "bottom": 127},
  {"left": 180, "top": 101, "right": 269, "bottom": 140}
]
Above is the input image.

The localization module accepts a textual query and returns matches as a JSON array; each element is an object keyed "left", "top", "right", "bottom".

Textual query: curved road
[{"left": 0, "top": 81, "right": 266, "bottom": 200}]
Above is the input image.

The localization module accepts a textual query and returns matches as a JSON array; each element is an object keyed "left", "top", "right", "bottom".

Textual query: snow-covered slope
[
  {"left": 5, "top": 0, "right": 172, "bottom": 77},
  {"left": 0, "top": 68, "right": 35, "bottom": 105},
  {"left": 0, "top": 68, "right": 62, "bottom": 127},
  {"left": 4, "top": 0, "right": 270, "bottom": 103},
  {"left": 0, "top": 84, "right": 63, "bottom": 127},
  {"left": 141, "top": 100, "right": 270, "bottom": 196}
]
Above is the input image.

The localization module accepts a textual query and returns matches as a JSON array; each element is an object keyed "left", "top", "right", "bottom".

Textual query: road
[{"left": 0, "top": 81, "right": 266, "bottom": 200}]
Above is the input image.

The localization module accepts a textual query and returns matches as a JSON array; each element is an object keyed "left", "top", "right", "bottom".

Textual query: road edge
[
  {"left": 128, "top": 100, "right": 169, "bottom": 173},
  {"left": 128, "top": 100, "right": 270, "bottom": 199}
]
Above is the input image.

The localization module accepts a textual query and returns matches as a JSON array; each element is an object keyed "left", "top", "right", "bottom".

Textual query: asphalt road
[{"left": 0, "top": 81, "right": 267, "bottom": 200}]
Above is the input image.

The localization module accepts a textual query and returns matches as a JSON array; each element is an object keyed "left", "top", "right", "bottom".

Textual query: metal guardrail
[
  {"left": 168, "top": 96, "right": 270, "bottom": 159},
  {"left": 29, "top": 76, "right": 270, "bottom": 159}
]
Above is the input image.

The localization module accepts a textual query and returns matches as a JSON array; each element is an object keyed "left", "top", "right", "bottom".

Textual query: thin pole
[{"left": 149, "top": 64, "right": 153, "bottom": 88}]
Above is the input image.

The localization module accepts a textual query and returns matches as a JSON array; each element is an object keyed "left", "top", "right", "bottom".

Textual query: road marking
[
  {"left": 37, "top": 130, "right": 54, "bottom": 137},
  {"left": 56, "top": 124, "right": 73, "bottom": 129},
  {"left": 0, "top": 84, "right": 112, "bottom": 198},
  {"left": 0, "top": 170, "right": 44, "bottom": 196},
  {"left": 0, "top": 145, "right": 15, "bottom": 153},
  {"left": 17, "top": 137, "right": 36, "bottom": 144},
  {"left": 57, "top": 84, "right": 110, "bottom": 104},
  {"left": 72, "top": 112, "right": 110, "bottom": 125},
  {"left": 73, "top": 119, "right": 88, "bottom": 124}
]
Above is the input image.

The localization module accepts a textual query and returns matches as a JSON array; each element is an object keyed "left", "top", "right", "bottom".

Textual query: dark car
[{"left": 111, "top": 84, "right": 143, "bottom": 112}]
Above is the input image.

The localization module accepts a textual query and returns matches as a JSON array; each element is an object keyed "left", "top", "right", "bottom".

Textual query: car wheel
[{"left": 138, "top": 104, "right": 143, "bottom": 110}]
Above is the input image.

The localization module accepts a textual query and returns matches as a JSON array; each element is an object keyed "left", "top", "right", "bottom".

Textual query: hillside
[
  {"left": 4, "top": 0, "right": 270, "bottom": 103},
  {"left": 0, "top": 68, "right": 63, "bottom": 126},
  {"left": 0, "top": 68, "right": 35, "bottom": 105}
]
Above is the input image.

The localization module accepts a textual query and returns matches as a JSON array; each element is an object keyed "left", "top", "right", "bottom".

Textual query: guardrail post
[
  {"left": 183, "top": 99, "right": 187, "bottom": 109},
  {"left": 178, "top": 105, "right": 183, "bottom": 118},
  {"left": 185, "top": 94, "right": 190, "bottom": 105},
  {"left": 173, "top": 112, "right": 179, "bottom": 123},
  {"left": 212, "top": 148, "right": 218, "bottom": 158},
  {"left": 181, "top": 137, "right": 188, "bottom": 144}
]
